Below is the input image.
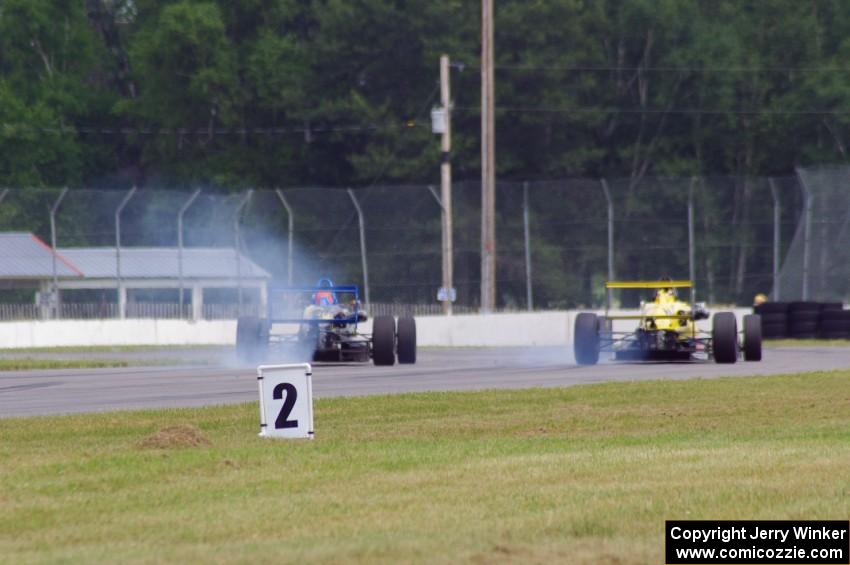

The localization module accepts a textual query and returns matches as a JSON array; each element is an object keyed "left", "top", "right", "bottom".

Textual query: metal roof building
[
  {"left": 0, "top": 233, "right": 270, "bottom": 319},
  {"left": 0, "top": 232, "right": 82, "bottom": 282},
  {"left": 56, "top": 247, "right": 269, "bottom": 281}
]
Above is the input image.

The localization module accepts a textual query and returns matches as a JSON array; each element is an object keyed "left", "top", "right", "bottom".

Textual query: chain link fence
[{"left": 0, "top": 165, "right": 842, "bottom": 319}]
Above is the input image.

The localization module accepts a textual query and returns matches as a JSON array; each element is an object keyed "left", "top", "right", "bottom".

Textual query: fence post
[
  {"left": 795, "top": 167, "right": 813, "bottom": 300},
  {"left": 233, "top": 190, "right": 254, "bottom": 315},
  {"left": 599, "top": 179, "right": 615, "bottom": 306},
  {"left": 49, "top": 187, "right": 69, "bottom": 319},
  {"left": 347, "top": 188, "right": 370, "bottom": 309},
  {"left": 523, "top": 182, "right": 533, "bottom": 311},
  {"left": 115, "top": 187, "right": 137, "bottom": 320},
  {"left": 177, "top": 189, "right": 201, "bottom": 318},
  {"left": 275, "top": 189, "right": 295, "bottom": 286},
  {"left": 768, "top": 178, "right": 781, "bottom": 300},
  {"left": 688, "top": 178, "right": 696, "bottom": 303}
]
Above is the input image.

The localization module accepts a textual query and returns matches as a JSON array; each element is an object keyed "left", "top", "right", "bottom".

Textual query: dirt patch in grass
[{"left": 137, "top": 424, "right": 212, "bottom": 450}]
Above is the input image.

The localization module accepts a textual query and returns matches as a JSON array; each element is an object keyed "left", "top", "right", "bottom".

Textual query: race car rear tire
[
  {"left": 712, "top": 312, "right": 738, "bottom": 364},
  {"left": 236, "top": 316, "right": 267, "bottom": 363},
  {"left": 574, "top": 313, "right": 600, "bottom": 366},
  {"left": 372, "top": 316, "right": 396, "bottom": 366},
  {"left": 396, "top": 317, "right": 417, "bottom": 364},
  {"left": 743, "top": 314, "right": 762, "bottom": 361}
]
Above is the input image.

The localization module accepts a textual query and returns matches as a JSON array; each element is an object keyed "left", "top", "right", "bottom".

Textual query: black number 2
[{"left": 273, "top": 383, "right": 298, "bottom": 429}]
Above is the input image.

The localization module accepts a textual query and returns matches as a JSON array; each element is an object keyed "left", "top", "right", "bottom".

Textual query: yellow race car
[{"left": 574, "top": 280, "right": 762, "bottom": 365}]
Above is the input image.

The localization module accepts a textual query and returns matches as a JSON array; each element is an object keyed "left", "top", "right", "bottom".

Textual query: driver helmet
[
  {"left": 312, "top": 278, "right": 336, "bottom": 306},
  {"left": 656, "top": 276, "right": 677, "bottom": 299}
]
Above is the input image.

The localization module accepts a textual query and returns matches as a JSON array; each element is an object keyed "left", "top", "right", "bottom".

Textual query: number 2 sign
[{"left": 257, "top": 363, "right": 314, "bottom": 439}]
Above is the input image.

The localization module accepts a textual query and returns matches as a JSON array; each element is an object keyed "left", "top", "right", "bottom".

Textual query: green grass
[
  {"left": 0, "top": 358, "right": 215, "bottom": 371},
  {"left": 2, "top": 372, "right": 850, "bottom": 563},
  {"left": 0, "top": 344, "right": 224, "bottom": 354}
]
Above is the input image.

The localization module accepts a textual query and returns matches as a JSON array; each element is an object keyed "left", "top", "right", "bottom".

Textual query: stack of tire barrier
[
  {"left": 754, "top": 301, "right": 849, "bottom": 339},
  {"left": 818, "top": 303, "right": 850, "bottom": 339}
]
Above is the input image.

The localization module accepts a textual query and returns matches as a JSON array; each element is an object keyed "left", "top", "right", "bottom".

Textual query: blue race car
[{"left": 236, "top": 279, "right": 416, "bottom": 366}]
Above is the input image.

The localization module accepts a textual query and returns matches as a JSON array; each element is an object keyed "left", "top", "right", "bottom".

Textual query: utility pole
[
  {"left": 439, "top": 54, "right": 454, "bottom": 315},
  {"left": 480, "top": 0, "right": 496, "bottom": 313}
]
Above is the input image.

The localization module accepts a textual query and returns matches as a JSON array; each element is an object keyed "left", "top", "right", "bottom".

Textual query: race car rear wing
[
  {"left": 266, "top": 284, "right": 361, "bottom": 326},
  {"left": 604, "top": 280, "right": 693, "bottom": 289},
  {"left": 602, "top": 280, "right": 694, "bottom": 317}
]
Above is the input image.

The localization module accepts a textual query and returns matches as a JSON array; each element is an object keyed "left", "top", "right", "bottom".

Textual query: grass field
[
  {"left": 0, "top": 358, "right": 216, "bottom": 371},
  {"left": 2, "top": 371, "right": 850, "bottom": 563},
  {"left": 0, "top": 345, "right": 223, "bottom": 354}
]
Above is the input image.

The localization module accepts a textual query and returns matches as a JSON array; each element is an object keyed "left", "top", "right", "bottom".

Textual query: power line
[
  {"left": 0, "top": 121, "right": 425, "bottom": 137},
  {"left": 469, "top": 64, "right": 850, "bottom": 74},
  {"left": 454, "top": 105, "right": 850, "bottom": 116}
]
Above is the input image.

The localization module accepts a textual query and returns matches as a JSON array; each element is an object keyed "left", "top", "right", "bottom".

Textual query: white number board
[{"left": 257, "top": 363, "right": 314, "bottom": 439}]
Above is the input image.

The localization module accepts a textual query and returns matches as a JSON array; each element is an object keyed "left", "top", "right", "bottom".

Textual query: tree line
[{"left": 1, "top": 1, "right": 847, "bottom": 305}]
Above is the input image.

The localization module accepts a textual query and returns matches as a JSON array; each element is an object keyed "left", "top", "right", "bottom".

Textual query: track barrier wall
[{"left": 0, "top": 309, "right": 757, "bottom": 349}]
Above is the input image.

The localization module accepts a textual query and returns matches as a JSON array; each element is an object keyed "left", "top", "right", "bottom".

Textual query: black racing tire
[
  {"left": 819, "top": 319, "right": 850, "bottom": 332},
  {"left": 372, "top": 316, "right": 396, "bottom": 366},
  {"left": 574, "top": 313, "right": 600, "bottom": 366},
  {"left": 236, "top": 316, "right": 267, "bottom": 363},
  {"left": 754, "top": 302, "right": 789, "bottom": 315},
  {"left": 788, "top": 332, "right": 818, "bottom": 339},
  {"left": 758, "top": 312, "right": 788, "bottom": 325},
  {"left": 761, "top": 322, "right": 788, "bottom": 339},
  {"left": 818, "top": 314, "right": 850, "bottom": 338},
  {"left": 712, "top": 312, "right": 738, "bottom": 364},
  {"left": 743, "top": 314, "right": 762, "bottom": 361},
  {"left": 789, "top": 310, "right": 819, "bottom": 336},
  {"left": 396, "top": 317, "right": 417, "bottom": 364},
  {"left": 820, "top": 330, "right": 850, "bottom": 340},
  {"left": 789, "top": 321, "right": 818, "bottom": 335},
  {"left": 820, "top": 309, "right": 850, "bottom": 322},
  {"left": 789, "top": 301, "right": 820, "bottom": 313},
  {"left": 789, "top": 311, "right": 819, "bottom": 321}
]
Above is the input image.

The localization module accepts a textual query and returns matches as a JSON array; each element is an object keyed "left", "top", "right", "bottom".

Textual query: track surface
[{"left": 1, "top": 346, "right": 849, "bottom": 418}]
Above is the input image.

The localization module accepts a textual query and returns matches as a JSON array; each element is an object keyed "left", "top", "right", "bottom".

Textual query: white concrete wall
[
  {"left": 0, "top": 308, "right": 755, "bottom": 349},
  {"left": 0, "top": 319, "right": 236, "bottom": 348},
  {"left": 416, "top": 311, "right": 569, "bottom": 347}
]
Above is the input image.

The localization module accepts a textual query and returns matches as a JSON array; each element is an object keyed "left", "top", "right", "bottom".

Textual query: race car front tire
[
  {"left": 712, "top": 312, "right": 738, "bottom": 364},
  {"left": 372, "top": 316, "right": 396, "bottom": 366},
  {"left": 396, "top": 317, "right": 417, "bottom": 364},
  {"left": 743, "top": 314, "right": 762, "bottom": 361},
  {"left": 574, "top": 313, "right": 600, "bottom": 366}
]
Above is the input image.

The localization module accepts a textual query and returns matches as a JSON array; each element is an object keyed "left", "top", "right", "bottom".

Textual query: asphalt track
[{"left": 1, "top": 345, "right": 850, "bottom": 418}]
